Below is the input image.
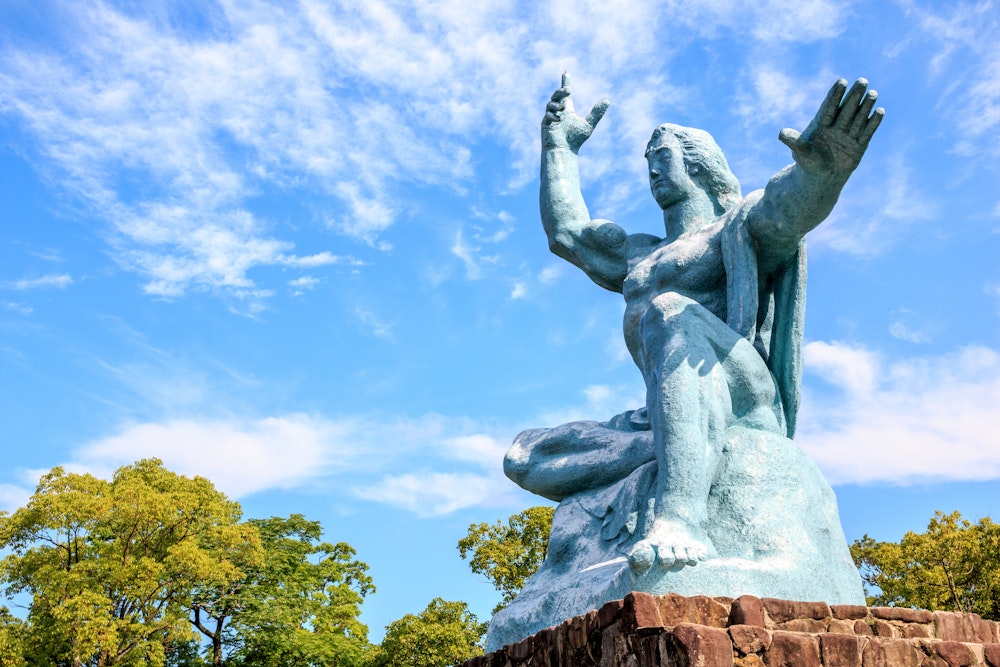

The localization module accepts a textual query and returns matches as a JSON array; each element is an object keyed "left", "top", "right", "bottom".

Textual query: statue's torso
[{"left": 622, "top": 221, "right": 728, "bottom": 367}]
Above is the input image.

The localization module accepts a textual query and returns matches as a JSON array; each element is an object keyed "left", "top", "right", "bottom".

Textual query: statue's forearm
[
  {"left": 540, "top": 147, "right": 593, "bottom": 253},
  {"left": 751, "top": 163, "right": 848, "bottom": 255}
]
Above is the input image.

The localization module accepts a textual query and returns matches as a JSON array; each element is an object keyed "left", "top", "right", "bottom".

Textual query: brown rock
[
  {"left": 984, "top": 643, "right": 1000, "bottom": 667},
  {"left": 597, "top": 599, "right": 624, "bottom": 630},
  {"left": 878, "top": 639, "right": 923, "bottom": 667},
  {"left": 735, "top": 656, "right": 766, "bottom": 667},
  {"left": 828, "top": 618, "right": 857, "bottom": 635},
  {"left": 762, "top": 598, "right": 831, "bottom": 623},
  {"left": 775, "top": 618, "right": 827, "bottom": 633},
  {"left": 833, "top": 605, "right": 870, "bottom": 620},
  {"left": 666, "top": 623, "right": 734, "bottom": 667},
  {"left": 568, "top": 614, "right": 589, "bottom": 649},
  {"left": 657, "top": 593, "right": 730, "bottom": 628},
  {"left": 505, "top": 637, "right": 533, "bottom": 660},
  {"left": 636, "top": 633, "right": 660, "bottom": 667},
  {"left": 934, "top": 641, "right": 976, "bottom": 667},
  {"left": 870, "top": 607, "right": 933, "bottom": 623},
  {"left": 862, "top": 637, "right": 883, "bottom": 667},
  {"left": 730, "top": 595, "right": 767, "bottom": 627},
  {"left": 872, "top": 619, "right": 897, "bottom": 638},
  {"left": 623, "top": 592, "right": 664, "bottom": 633},
  {"left": 729, "top": 624, "right": 772, "bottom": 655},
  {"left": 764, "top": 630, "right": 820, "bottom": 667},
  {"left": 820, "top": 633, "right": 864, "bottom": 667},
  {"left": 901, "top": 623, "right": 932, "bottom": 639},
  {"left": 854, "top": 619, "right": 874, "bottom": 636},
  {"left": 934, "top": 612, "right": 968, "bottom": 642}
]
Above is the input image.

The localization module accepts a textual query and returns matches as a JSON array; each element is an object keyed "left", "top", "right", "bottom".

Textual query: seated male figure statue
[{"left": 489, "top": 75, "right": 882, "bottom": 650}]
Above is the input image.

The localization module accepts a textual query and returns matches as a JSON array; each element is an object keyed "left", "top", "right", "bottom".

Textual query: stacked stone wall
[{"left": 462, "top": 593, "right": 1000, "bottom": 666}]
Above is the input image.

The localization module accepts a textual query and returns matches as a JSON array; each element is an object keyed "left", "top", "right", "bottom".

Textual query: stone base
[{"left": 462, "top": 593, "right": 1000, "bottom": 666}]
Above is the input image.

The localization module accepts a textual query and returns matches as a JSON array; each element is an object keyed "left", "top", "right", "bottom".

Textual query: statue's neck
[{"left": 661, "top": 193, "right": 715, "bottom": 243}]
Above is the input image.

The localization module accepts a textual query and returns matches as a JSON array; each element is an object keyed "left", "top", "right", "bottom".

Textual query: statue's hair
[{"left": 645, "top": 123, "right": 742, "bottom": 216}]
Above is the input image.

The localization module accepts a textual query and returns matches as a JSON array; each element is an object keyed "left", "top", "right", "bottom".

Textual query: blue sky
[{"left": 1, "top": 0, "right": 999, "bottom": 642}]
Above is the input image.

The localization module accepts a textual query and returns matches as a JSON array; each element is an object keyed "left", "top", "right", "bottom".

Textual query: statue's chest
[{"left": 623, "top": 233, "right": 724, "bottom": 300}]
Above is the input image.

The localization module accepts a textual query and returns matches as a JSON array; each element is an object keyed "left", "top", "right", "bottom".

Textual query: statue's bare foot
[{"left": 628, "top": 519, "right": 708, "bottom": 572}]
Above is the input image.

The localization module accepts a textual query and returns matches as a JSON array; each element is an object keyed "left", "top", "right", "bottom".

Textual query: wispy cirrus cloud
[
  {"left": 2, "top": 273, "right": 74, "bottom": 290},
  {"left": 0, "top": 0, "right": 859, "bottom": 306}
]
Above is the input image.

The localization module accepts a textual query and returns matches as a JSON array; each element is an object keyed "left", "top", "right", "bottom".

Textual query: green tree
[
  {"left": 218, "top": 514, "right": 375, "bottom": 667},
  {"left": 0, "top": 459, "right": 258, "bottom": 667},
  {"left": 0, "top": 607, "right": 26, "bottom": 667},
  {"left": 851, "top": 510, "right": 1000, "bottom": 620},
  {"left": 457, "top": 506, "right": 553, "bottom": 613},
  {"left": 369, "top": 598, "right": 485, "bottom": 667}
]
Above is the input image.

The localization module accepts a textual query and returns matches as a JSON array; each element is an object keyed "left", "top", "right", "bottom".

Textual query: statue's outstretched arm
[
  {"left": 541, "top": 74, "right": 627, "bottom": 293},
  {"left": 749, "top": 78, "right": 885, "bottom": 267}
]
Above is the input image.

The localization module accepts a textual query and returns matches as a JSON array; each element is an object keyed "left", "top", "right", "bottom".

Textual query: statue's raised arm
[
  {"left": 539, "top": 74, "right": 629, "bottom": 293},
  {"left": 750, "top": 78, "right": 885, "bottom": 271}
]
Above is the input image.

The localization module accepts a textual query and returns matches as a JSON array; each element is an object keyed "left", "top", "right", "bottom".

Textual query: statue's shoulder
[{"left": 625, "top": 232, "right": 661, "bottom": 260}]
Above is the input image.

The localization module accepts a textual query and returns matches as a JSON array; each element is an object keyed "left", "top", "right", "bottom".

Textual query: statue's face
[{"left": 646, "top": 135, "right": 697, "bottom": 210}]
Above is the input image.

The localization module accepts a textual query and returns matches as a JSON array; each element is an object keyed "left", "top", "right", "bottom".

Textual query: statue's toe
[{"left": 628, "top": 542, "right": 655, "bottom": 572}]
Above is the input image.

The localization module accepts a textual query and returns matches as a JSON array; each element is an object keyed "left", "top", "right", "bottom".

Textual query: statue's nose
[{"left": 650, "top": 167, "right": 660, "bottom": 178}]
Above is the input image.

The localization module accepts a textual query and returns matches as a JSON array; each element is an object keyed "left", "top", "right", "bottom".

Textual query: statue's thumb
[
  {"left": 778, "top": 128, "right": 802, "bottom": 151},
  {"left": 587, "top": 99, "right": 610, "bottom": 128}
]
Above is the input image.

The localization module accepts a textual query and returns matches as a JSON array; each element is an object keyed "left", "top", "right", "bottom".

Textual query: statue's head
[{"left": 645, "top": 124, "right": 741, "bottom": 216}]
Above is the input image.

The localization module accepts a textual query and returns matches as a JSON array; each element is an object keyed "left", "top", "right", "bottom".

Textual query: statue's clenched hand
[
  {"left": 542, "top": 73, "right": 610, "bottom": 153},
  {"left": 779, "top": 78, "right": 884, "bottom": 177}
]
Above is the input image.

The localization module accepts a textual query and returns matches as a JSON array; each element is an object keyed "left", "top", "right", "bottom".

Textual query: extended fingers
[
  {"left": 834, "top": 78, "right": 870, "bottom": 130},
  {"left": 817, "top": 78, "right": 848, "bottom": 127},
  {"left": 859, "top": 106, "right": 885, "bottom": 145}
]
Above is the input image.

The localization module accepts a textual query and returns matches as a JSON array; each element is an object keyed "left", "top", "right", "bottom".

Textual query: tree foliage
[
  {"left": 222, "top": 514, "right": 374, "bottom": 667},
  {"left": 851, "top": 510, "right": 1000, "bottom": 620},
  {"left": 0, "top": 459, "right": 375, "bottom": 666},
  {"left": 368, "top": 598, "right": 485, "bottom": 667},
  {"left": 457, "top": 506, "right": 553, "bottom": 614},
  {"left": 0, "top": 459, "right": 257, "bottom": 667}
]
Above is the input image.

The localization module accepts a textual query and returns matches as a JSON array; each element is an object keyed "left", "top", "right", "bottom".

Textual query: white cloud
[
  {"left": 538, "top": 264, "right": 563, "bottom": 284},
  {"left": 74, "top": 415, "right": 344, "bottom": 498},
  {"left": 0, "top": 484, "right": 32, "bottom": 513},
  {"left": 510, "top": 282, "right": 527, "bottom": 300},
  {"left": 537, "top": 382, "right": 646, "bottom": 427},
  {"left": 0, "top": 0, "right": 867, "bottom": 305},
  {"left": 352, "top": 471, "right": 515, "bottom": 517},
  {"left": 355, "top": 307, "right": 395, "bottom": 341},
  {"left": 4, "top": 274, "right": 74, "bottom": 290},
  {"left": 798, "top": 342, "right": 1000, "bottom": 485}
]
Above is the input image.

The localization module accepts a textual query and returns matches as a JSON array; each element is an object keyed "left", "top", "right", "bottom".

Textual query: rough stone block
[
  {"left": 819, "top": 633, "right": 864, "bottom": 667},
  {"left": 872, "top": 619, "right": 896, "bottom": 638},
  {"left": 762, "top": 598, "right": 831, "bottom": 624},
  {"left": 775, "top": 618, "right": 826, "bottom": 633},
  {"left": 657, "top": 593, "right": 731, "bottom": 628},
  {"left": 900, "top": 623, "right": 931, "bottom": 639},
  {"left": 854, "top": 619, "right": 874, "bottom": 636},
  {"left": 935, "top": 612, "right": 967, "bottom": 642},
  {"left": 730, "top": 595, "right": 766, "bottom": 627},
  {"left": 983, "top": 643, "right": 1000, "bottom": 667},
  {"left": 729, "top": 624, "right": 771, "bottom": 655},
  {"left": 597, "top": 599, "right": 624, "bottom": 630},
  {"left": 764, "top": 630, "right": 820, "bottom": 666},
  {"left": 624, "top": 592, "right": 664, "bottom": 632},
  {"left": 861, "top": 637, "right": 883, "bottom": 667},
  {"left": 735, "top": 656, "right": 766, "bottom": 667},
  {"left": 667, "top": 623, "right": 734, "bottom": 667},
  {"left": 934, "top": 641, "right": 976, "bottom": 667},
  {"left": 832, "top": 605, "right": 870, "bottom": 620},
  {"left": 828, "top": 618, "right": 856, "bottom": 634},
  {"left": 870, "top": 607, "right": 933, "bottom": 623},
  {"left": 877, "top": 639, "right": 923, "bottom": 667}
]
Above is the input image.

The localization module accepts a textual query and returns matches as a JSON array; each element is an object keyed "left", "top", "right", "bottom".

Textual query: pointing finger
[
  {"left": 586, "top": 99, "right": 610, "bottom": 128},
  {"left": 561, "top": 71, "right": 572, "bottom": 91}
]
